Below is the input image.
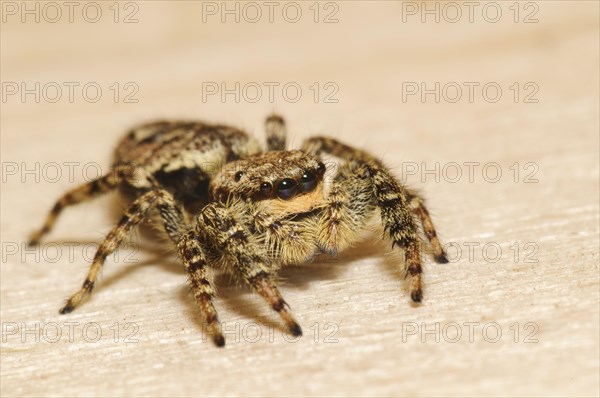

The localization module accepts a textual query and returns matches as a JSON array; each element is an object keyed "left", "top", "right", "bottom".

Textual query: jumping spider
[{"left": 29, "top": 114, "right": 448, "bottom": 346}]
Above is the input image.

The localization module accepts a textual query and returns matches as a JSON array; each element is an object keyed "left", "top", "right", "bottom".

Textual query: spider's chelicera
[{"left": 29, "top": 114, "right": 449, "bottom": 347}]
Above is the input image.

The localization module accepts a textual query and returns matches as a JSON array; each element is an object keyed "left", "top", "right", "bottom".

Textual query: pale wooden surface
[{"left": 1, "top": 2, "right": 599, "bottom": 397}]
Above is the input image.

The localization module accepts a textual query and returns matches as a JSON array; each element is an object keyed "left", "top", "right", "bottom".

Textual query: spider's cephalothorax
[{"left": 29, "top": 114, "right": 449, "bottom": 347}]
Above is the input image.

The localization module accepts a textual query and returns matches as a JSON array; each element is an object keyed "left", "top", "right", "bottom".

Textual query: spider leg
[
  {"left": 198, "top": 203, "right": 302, "bottom": 337},
  {"left": 28, "top": 167, "right": 125, "bottom": 246},
  {"left": 178, "top": 231, "right": 224, "bottom": 346},
  {"left": 28, "top": 163, "right": 154, "bottom": 246},
  {"left": 302, "top": 136, "right": 448, "bottom": 261},
  {"left": 265, "top": 114, "right": 287, "bottom": 151},
  {"left": 405, "top": 189, "right": 448, "bottom": 263},
  {"left": 303, "top": 136, "right": 448, "bottom": 302},
  {"left": 302, "top": 136, "right": 367, "bottom": 162},
  {"left": 59, "top": 189, "right": 184, "bottom": 314}
]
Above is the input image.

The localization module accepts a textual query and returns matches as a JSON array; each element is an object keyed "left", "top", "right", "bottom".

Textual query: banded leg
[
  {"left": 59, "top": 189, "right": 184, "bottom": 314},
  {"left": 28, "top": 163, "right": 145, "bottom": 246},
  {"left": 178, "top": 231, "right": 223, "bottom": 346},
  {"left": 198, "top": 203, "right": 302, "bottom": 337},
  {"left": 29, "top": 174, "right": 118, "bottom": 246},
  {"left": 265, "top": 114, "right": 286, "bottom": 151},
  {"left": 303, "top": 136, "right": 431, "bottom": 302},
  {"left": 302, "top": 136, "right": 369, "bottom": 162},
  {"left": 406, "top": 189, "right": 448, "bottom": 263}
]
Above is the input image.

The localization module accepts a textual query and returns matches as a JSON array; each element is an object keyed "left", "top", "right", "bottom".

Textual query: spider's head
[{"left": 210, "top": 150, "right": 326, "bottom": 210}]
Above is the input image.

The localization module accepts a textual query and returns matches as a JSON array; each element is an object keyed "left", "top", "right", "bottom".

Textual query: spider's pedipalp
[{"left": 316, "top": 161, "right": 375, "bottom": 255}]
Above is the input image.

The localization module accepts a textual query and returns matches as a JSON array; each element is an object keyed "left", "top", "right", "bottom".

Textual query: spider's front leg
[
  {"left": 178, "top": 231, "right": 224, "bottom": 346},
  {"left": 59, "top": 188, "right": 185, "bottom": 314},
  {"left": 303, "top": 137, "right": 448, "bottom": 303},
  {"left": 197, "top": 203, "right": 302, "bottom": 340}
]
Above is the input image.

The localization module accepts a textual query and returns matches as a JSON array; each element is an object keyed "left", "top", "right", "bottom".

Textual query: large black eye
[
  {"left": 317, "top": 162, "right": 326, "bottom": 175},
  {"left": 300, "top": 171, "right": 317, "bottom": 192},
  {"left": 260, "top": 181, "right": 273, "bottom": 196},
  {"left": 276, "top": 178, "right": 298, "bottom": 199},
  {"left": 234, "top": 171, "right": 245, "bottom": 182}
]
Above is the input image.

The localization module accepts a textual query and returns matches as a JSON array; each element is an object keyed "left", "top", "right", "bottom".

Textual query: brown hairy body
[{"left": 29, "top": 114, "right": 448, "bottom": 347}]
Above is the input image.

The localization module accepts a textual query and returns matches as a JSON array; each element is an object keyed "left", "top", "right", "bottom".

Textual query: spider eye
[
  {"left": 276, "top": 178, "right": 298, "bottom": 199},
  {"left": 300, "top": 171, "right": 318, "bottom": 192},
  {"left": 234, "top": 171, "right": 245, "bottom": 182},
  {"left": 316, "top": 162, "right": 326, "bottom": 175},
  {"left": 260, "top": 181, "right": 273, "bottom": 196}
]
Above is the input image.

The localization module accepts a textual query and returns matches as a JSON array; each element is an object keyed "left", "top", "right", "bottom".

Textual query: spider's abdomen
[{"left": 113, "top": 120, "right": 262, "bottom": 208}]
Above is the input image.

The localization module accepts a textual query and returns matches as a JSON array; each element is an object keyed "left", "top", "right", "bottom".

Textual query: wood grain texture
[{"left": 1, "top": 2, "right": 598, "bottom": 397}]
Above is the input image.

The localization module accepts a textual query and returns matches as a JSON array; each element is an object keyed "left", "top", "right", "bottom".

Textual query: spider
[{"left": 29, "top": 114, "right": 448, "bottom": 346}]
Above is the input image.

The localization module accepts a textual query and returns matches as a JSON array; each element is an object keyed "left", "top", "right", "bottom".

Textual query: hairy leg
[
  {"left": 405, "top": 189, "right": 448, "bottom": 263},
  {"left": 28, "top": 163, "right": 153, "bottom": 246},
  {"left": 265, "top": 114, "right": 286, "bottom": 151},
  {"left": 303, "top": 135, "right": 448, "bottom": 261},
  {"left": 303, "top": 136, "right": 444, "bottom": 302},
  {"left": 29, "top": 173, "right": 119, "bottom": 246},
  {"left": 59, "top": 189, "right": 184, "bottom": 313},
  {"left": 302, "top": 136, "right": 369, "bottom": 163},
  {"left": 178, "top": 231, "right": 223, "bottom": 346},
  {"left": 198, "top": 203, "right": 302, "bottom": 337}
]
